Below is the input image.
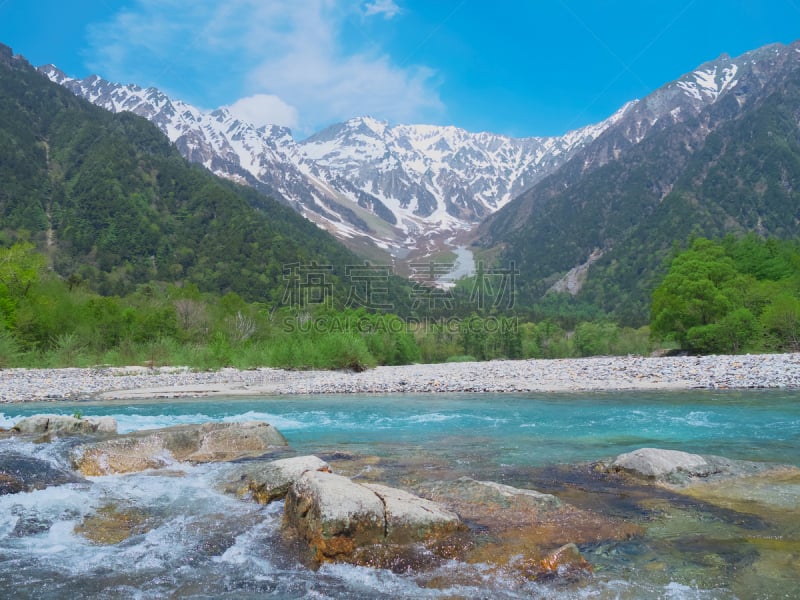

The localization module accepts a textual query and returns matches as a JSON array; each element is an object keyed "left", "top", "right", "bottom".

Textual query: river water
[{"left": 1, "top": 390, "right": 799, "bottom": 598}]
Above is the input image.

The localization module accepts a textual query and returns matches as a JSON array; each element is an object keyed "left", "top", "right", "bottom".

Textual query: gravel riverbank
[{"left": 1, "top": 353, "right": 799, "bottom": 403}]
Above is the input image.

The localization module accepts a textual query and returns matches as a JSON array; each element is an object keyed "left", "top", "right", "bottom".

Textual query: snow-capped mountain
[
  {"left": 40, "top": 65, "right": 629, "bottom": 258},
  {"left": 39, "top": 41, "right": 797, "bottom": 261}
]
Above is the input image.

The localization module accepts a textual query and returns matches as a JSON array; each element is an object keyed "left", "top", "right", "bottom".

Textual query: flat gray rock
[{"left": 611, "top": 448, "right": 709, "bottom": 478}]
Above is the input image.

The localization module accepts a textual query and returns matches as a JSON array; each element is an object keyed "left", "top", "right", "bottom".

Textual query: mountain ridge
[
  {"left": 40, "top": 64, "right": 632, "bottom": 260},
  {"left": 33, "top": 39, "right": 800, "bottom": 323}
]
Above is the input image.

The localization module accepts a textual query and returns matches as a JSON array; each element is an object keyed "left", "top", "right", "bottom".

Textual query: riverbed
[{"left": 1, "top": 390, "right": 799, "bottom": 598}]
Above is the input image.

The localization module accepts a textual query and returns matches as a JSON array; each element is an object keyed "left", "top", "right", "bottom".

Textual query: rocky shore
[{"left": 1, "top": 353, "right": 799, "bottom": 403}]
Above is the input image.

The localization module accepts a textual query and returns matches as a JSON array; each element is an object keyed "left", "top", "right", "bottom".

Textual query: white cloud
[
  {"left": 84, "top": 0, "right": 441, "bottom": 136},
  {"left": 226, "top": 94, "right": 299, "bottom": 130},
  {"left": 364, "top": 0, "right": 401, "bottom": 19}
]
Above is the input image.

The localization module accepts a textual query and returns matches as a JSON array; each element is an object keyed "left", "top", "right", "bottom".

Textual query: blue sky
[{"left": 1, "top": 1, "right": 799, "bottom": 138}]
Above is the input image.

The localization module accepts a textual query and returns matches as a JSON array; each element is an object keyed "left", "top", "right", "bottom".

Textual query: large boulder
[
  {"left": 363, "top": 483, "right": 462, "bottom": 545},
  {"left": 284, "top": 470, "right": 464, "bottom": 565},
  {"left": 73, "top": 421, "right": 287, "bottom": 475},
  {"left": 12, "top": 414, "right": 117, "bottom": 436},
  {"left": 285, "top": 470, "right": 386, "bottom": 562},
  {"left": 0, "top": 452, "right": 86, "bottom": 495},
  {"left": 231, "top": 455, "right": 331, "bottom": 504}
]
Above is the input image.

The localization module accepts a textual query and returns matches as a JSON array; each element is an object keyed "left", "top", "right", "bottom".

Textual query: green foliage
[
  {"left": 46, "top": 332, "right": 89, "bottom": 367},
  {"left": 0, "top": 242, "right": 46, "bottom": 329},
  {"left": 445, "top": 355, "right": 477, "bottom": 363},
  {"left": 651, "top": 236, "right": 800, "bottom": 354},
  {"left": 0, "top": 327, "right": 21, "bottom": 367},
  {"left": 573, "top": 321, "right": 620, "bottom": 357},
  {"left": 760, "top": 293, "right": 800, "bottom": 351}
]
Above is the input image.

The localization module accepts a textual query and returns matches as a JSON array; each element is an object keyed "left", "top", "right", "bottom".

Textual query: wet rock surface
[
  {"left": 12, "top": 414, "right": 118, "bottom": 436},
  {"left": 73, "top": 421, "right": 288, "bottom": 475},
  {"left": 414, "top": 476, "right": 641, "bottom": 579},
  {"left": 0, "top": 452, "right": 86, "bottom": 495},
  {"left": 229, "top": 454, "right": 332, "bottom": 504},
  {"left": 74, "top": 504, "right": 154, "bottom": 545}
]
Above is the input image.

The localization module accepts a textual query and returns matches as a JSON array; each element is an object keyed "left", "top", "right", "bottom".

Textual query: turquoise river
[{"left": 1, "top": 390, "right": 799, "bottom": 598}]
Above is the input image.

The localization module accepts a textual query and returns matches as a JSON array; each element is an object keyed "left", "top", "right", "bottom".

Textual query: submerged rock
[
  {"left": 415, "top": 477, "right": 640, "bottom": 579},
  {"left": 537, "top": 542, "right": 592, "bottom": 577},
  {"left": 284, "top": 470, "right": 464, "bottom": 566},
  {"left": 607, "top": 447, "right": 795, "bottom": 486},
  {"left": 12, "top": 414, "right": 117, "bottom": 436},
  {"left": 0, "top": 452, "right": 86, "bottom": 495},
  {"left": 73, "top": 421, "right": 288, "bottom": 475},
  {"left": 74, "top": 504, "right": 153, "bottom": 545}
]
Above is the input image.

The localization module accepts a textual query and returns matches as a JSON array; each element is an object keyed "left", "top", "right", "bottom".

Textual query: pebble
[{"left": 0, "top": 354, "right": 799, "bottom": 403}]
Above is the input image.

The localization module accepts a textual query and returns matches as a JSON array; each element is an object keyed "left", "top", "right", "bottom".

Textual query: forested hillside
[
  {"left": 477, "top": 42, "right": 800, "bottom": 324},
  {"left": 0, "top": 44, "right": 360, "bottom": 303}
]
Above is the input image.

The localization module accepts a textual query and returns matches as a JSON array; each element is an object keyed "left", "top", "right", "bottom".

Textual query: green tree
[
  {"left": 0, "top": 242, "right": 46, "bottom": 329},
  {"left": 651, "top": 238, "right": 743, "bottom": 349}
]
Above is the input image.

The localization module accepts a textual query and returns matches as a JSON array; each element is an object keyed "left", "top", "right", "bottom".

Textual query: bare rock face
[
  {"left": 73, "top": 421, "right": 287, "bottom": 475},
  {"left": 285, "top": 471, "right": 386, "bottom": 562},
  {"left": 284, "top": 470, "right": 464, "bottom": 566},
  {"left": 12, "top": 414, "right": 118, "bottom": 436},
  {"left": 362, "top": 483, "right": 462, "bottom": 545}
]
